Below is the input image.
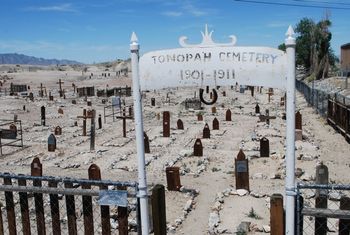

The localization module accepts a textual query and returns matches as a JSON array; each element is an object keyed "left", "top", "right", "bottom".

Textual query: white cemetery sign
[
  {"left": 131, "top": 25, "right": 296, "bottom": 235},
  {"left": 140, "top": 25, "right": 287, "bottom": 90}
]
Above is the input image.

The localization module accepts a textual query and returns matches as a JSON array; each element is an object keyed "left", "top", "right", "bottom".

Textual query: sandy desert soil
[{"left": 0, "top": 66, "right": 349, "bottom": 234}]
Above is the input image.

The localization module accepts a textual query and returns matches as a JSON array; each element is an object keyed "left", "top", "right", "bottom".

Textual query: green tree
[{"left": 295, "top": 16, "right": 336, "bottom": 80}]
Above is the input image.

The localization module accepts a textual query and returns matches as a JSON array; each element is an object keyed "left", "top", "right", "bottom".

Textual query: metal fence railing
[
  {"left": 296, "top": 183, "right": 350, "bottom": 235},
  {"left": 0, "top": 168, "right": 139, "bottom": 234},
  {"left": 296, "top": 79, "right": 350, "bottom": 142}
]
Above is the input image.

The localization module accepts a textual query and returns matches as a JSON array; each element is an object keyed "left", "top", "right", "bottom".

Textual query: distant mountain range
[{"left": 0, "top": 53, "right": 82, "bottom": 65}]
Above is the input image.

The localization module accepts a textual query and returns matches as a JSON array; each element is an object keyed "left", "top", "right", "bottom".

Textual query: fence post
[
  {"left": 31, "top": 158, "right": 46, "bottom": 235},
  {"left": 339, "top": 196, "right": 350, "bottom": 235},
  {"left": 270, "top": 194, "right": 284, "bottom": 235},
  {"left": 295, "top": 193, "right": 304, "bottom": 235},
  {"left": 48, "top": 180, "right": 61, "bottom": 235},
  {"left": 3, "top": 173, "right": 16, "bottom": 235},
  {"left": 117, "top": 185, "right": 128, "bottom": 235},
  {"left": 64, "top": 181, "right": 77, "bottom": 235},
  {"left": 18, "top": 174, "right": 31, "bottom": 235},
  {"left": 151, "top": 184, "right": 166, "bottom": 235},
  {"left": 0, "top": 201, "right": 3, "bottom": 235},
  {"left": 83, "top": 166, "right": 94, "bottom": 235}
]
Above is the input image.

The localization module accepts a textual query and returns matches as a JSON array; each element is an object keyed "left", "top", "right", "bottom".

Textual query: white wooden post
[
  {"left": 285, "top": 25, "right": 296, "bottom": 235},
  {"left": 130, "top": 32, "right": 150, "bottom": 234}
]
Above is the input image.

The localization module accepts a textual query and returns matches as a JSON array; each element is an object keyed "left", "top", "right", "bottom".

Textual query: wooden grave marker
[
  {"left": 255, "top": 104, "right": 260, "bottom": 114},
  {"left": 226, "top": 109, "right": 232, "bottom": 121},
  {"left": 72, "top": 100, "right": 77, "bottom": 104},
  {"left": 151, "top": 98, "right": 155, "bottom": 106},
  {"left": 58, "top": 108, "right": 64, "bottom": 114},
  {"left": 235, "top": 149, "right": 249, "bottom": 191},
  {"left": 48, "top": 134, "right": 56, "bottom": 152},
  {"left": 163, "top": 111, "right": 170, "bottom": 137},
  {"left": 260, "top": 137, "right": 269, "bottom": 157},
  {"left": 56, "top": 79, "right": 64, "bottom": 97},
  {"left": 197, "top": 113, "right": 203, "bottom": 121},
  {"left": 193, "top": 138, "right": 203, "bottom": 156},
  {"left": 116, "top": 108, "right": 133, "bottom": 138},
  {"left": 211, "top": 106, "right": 216, "bottom": 114},
  {"left": 144, "top": 132, "right": 150, "bottom": 153},
  {"left": 203, "top": 123, "right": 210, "bottom": 139},
  {"left": 213, "top": 118, "right": 219, "bottom": 130},
  {"left": 41, "top": 106, "right": 46, "bottom": 126},
  {"left": 270, "top": 194, "right": 284, "bottom": 235},
  {"left": 295, "top": 111, "right": 302, "bottom": 130},
  {"left": 177, "top": 119, "right": 184, "bottom": 130},
  {"left": 166, "top": 167, "right": 181, "bottom": 191},
  {"left": 54, "top": 126, "right": 62, "bottom": 135}
]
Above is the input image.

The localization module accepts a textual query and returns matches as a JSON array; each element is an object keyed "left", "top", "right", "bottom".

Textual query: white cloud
[
  {"left": 25, "top": 3, "right": 77, "bottom": 13},
  {"left": 266, "top": 22, "right": 289, "bottom": 28},
  {"left": 182, "top": 3, "right": 207, "bottom": 17}
]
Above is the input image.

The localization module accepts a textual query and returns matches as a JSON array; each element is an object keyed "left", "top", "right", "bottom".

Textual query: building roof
[{"left": 341, "top": 43, "right": 350, "bottom": 50}]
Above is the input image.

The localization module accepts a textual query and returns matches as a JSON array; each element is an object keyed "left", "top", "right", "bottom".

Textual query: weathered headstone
[
  {"left": 177, "top": 119, "right": 184, "bottom": 130},
  {"left": 226, "top": 109, "right": 232, "bottom": 121},
  {"left": 315, "top": 163, "right": 328, "bottom": 235},
  {"left": 212, "top": 118, "right": 219, "bottom": 130},
  {"left": 58, "top": 108, "right": 63, "bottom": 114},
  {"left": 211, "top": 106, "right": 216, "bottom": 114},
  {"left": 29, "top": 92, "right": 34, "bottom": 101},
  {"left": 197, "top": 113, "right": 203, "bottom": 121},
  {"left": 144, "top": 132, "right": 150, "bottom": 153},
  {"left": 193, "top": 138, "right": 203, "bottom": 156},
  {"left": 151, "top": 98, "right": 155, "bottom": 106},
  {"left": 203, "top": 123, "right": 210, "bottom": 139},
  {"left": 163, "top": 111, "right": 170, "bottom": 137},
  {"left": 54, "top": 126, "right": 62, "bottom": 135},
  {"left": 260, "top": 137, "right": 269, "bottom": 157},
  {"left": 87, "top": 101, "right": 92, "bottom": 106},
  {"left": 235, "top": 149, "right": 249, "bottom": 191},
  {"left": 48, "top": 134, "right": 56, "bottom": 152},
  {"left": 295, "top": 111, "right": 302, "bottom": 130},
  {"left": 255, "top": 104, "right": 260, "bottom": 114},
  {"left": 72, "top": 100, "right": 77, "bottom": 104},
  {"left": 41, "top": 106, "right": 45, "bottom": 126},
  {"left": 166, "top": 167, "right": 181, "bottom": 191}
]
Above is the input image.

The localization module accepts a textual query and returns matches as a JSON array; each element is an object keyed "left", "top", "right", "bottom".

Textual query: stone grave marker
[
  {"left": 48, "top": 134, "right": 57, "bottom": 152},
  {"left": 87, "top": 101, "right": 92, "bottom": 106},
  {"left": 151, "top": 98, "right": 155, "bottom": 106},
  {"left": 260, "top": 137, "right": 269, "bottom": 157},
  {"left": 144, "top": 132, "right": 150, "bottom": 153},
  {"left": 295, "top": 111, "right": 302, "bottom": 130},
  {"left": 166, "top": 167, "right": 181, "bottom": 191},
  {"left": 54, "top": 126, "right": 62, "bottom": 135},
  {"left": 41, "top": 106, "right": 45, "bottom": 126},
  {"left": 226, "top": 109, "right": 232, "bottom": 121},
  {"left": 58, "top": 108, "right": 64, "bottom": 114},
  {"left": 255, "top": 104, "right": 260, "bottom": 114},
  {"left": 197, "top": 113, "right": 203, "bottom": 121},
  {"left": 203, "top": 123, "right": 210, "bottom": 139},
  {"left": 163, "top": 111, "right": 170, "bottom": 137},
  {"left": 211, "top": 106, "right": 216, "bottom": 114},
  {"left": 177, "top": 119, "right": 184, "bottom": 130},
  {"left": 193, "top": 138, "right": 203, "bottom": 156},
  {"left": 72, "top": 100, "right": 77, "bottom": 104},
  {"left": 315, "top": 163, "right": 328, "bottom": 234},
  {"left": 212, "top": 118, "right": 219, "bottom": 130},
  {"left": 235, "top": 149, "right": 249, "bottom": 191}
]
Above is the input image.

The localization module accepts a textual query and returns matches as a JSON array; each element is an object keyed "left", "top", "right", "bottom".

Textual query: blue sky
[{"left": 0, "top": 0, "right": 349, "bottom": 63}]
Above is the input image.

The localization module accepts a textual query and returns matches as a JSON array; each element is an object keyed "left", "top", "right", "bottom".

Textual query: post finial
[
  {"left": 131, "top": 32, "right": 138, "bottom": 44},
  {"left": 285, "top": 25, "right": 295, "bottom": 39}
]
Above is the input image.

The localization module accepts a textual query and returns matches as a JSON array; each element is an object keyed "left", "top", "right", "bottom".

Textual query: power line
[
  {"left": 293, "top": 0, "right": 350, "bottom": 6},
  {"left": 234, "top": 0, "right": 350, "bottom": 10}
]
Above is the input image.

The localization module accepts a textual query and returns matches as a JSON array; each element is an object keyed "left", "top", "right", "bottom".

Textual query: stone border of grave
[{"left": 208, "top": 187, "right": 271, "bottom": 234}]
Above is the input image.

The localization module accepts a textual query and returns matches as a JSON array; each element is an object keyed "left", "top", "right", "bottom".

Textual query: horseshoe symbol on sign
[{"left": 199, "top": 88, "right": 218, "bottom": 105}]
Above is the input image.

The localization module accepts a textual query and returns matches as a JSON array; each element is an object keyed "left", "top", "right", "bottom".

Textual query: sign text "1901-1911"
[{"left": 180, "top": 69, "right": 235, "bottom": 80}]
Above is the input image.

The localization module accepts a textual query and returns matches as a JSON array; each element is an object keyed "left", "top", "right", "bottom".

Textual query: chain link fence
[
  {"left": 296, "top": 183, "right": 350, "bottom": 235},
  {"left": 0, "top": 173, "right": 140, "bottom": 235}
]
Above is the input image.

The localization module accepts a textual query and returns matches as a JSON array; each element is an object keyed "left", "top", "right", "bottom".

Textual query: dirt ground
[{"left": 0, "top": 65, "right": 349, "bottom": 234}]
